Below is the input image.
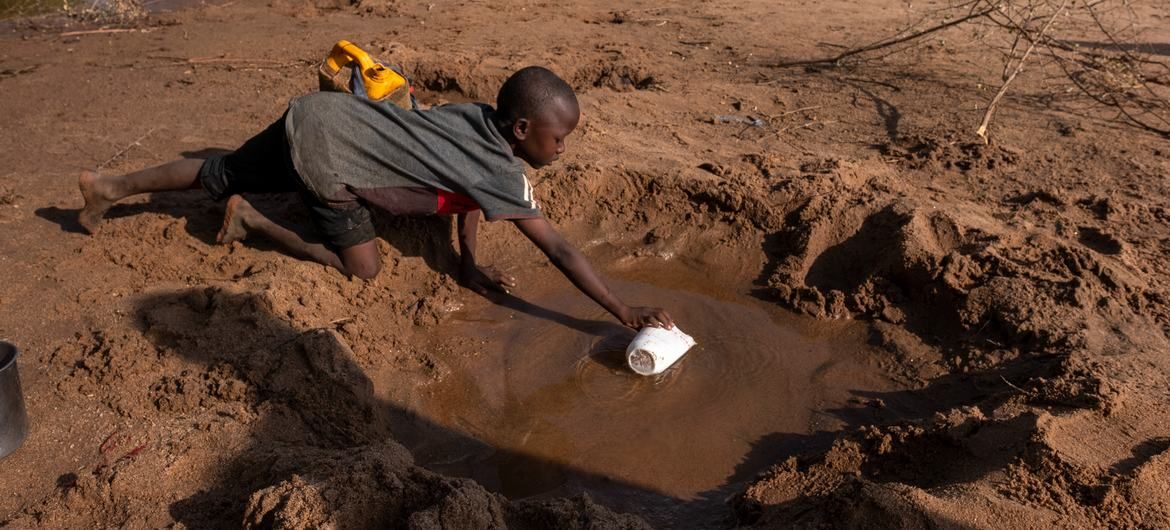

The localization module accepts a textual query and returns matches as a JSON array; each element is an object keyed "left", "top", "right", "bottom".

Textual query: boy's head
[{"left": 495, "top": 66, "right": 579, "bottom": 169}]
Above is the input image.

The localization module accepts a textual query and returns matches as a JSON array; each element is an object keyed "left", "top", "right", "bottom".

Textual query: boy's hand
[
  {"left": 459, "top": 263, "right": 516, "bottom": 295},
  {"left": 619, "top": 306, "right": 675, "bottom": 330}
]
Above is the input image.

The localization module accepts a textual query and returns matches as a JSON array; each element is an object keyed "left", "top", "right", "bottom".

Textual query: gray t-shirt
[{"left": 284, "top": 92, "right": 540, "bottom": 221}]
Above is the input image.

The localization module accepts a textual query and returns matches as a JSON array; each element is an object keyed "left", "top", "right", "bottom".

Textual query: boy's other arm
[
  {"left": 511, "top": 216, "right": 674, "bottom": 329},
  {"left": 457, "top": 211, "right": 516, "bottom": 294}
]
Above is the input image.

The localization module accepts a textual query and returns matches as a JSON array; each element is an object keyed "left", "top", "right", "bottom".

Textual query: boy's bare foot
[
  {"left": 78, "top": 170, "right": 115, "bottom": 234},
  {"left": 217, "top": 194, "right": 252, "bottom": 244}
]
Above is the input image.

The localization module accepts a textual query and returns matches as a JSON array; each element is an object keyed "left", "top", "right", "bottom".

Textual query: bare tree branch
[
  {"left": 766, "top": 0, "right": 1001, "bottom": 68},
  {"left": 762, "top": 0, "right": 1170, "bottom": 137},
  {"left": 976, "top": 0, "right": 1071, "bottom": 142}
]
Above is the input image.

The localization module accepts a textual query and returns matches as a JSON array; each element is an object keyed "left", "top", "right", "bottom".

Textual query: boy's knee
[
  {"left": 338, "top": 238, "right": 381, "bottom": 279},
  {"left": 347, "top": 258, "right": 381, "bottom": 280}
]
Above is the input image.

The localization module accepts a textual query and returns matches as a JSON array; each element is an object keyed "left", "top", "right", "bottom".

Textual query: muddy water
[{"left": 381, "top": 263, "right": 898, "bottom": 526}]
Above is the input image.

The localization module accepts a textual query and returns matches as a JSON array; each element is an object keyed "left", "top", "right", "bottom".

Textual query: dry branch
[
  {"left": 59, "top": 27, "right": 153, "bottom": 37},
  {"left": 143, "top": 54, "right": 312, "bottom": 70},
  {"left": 762, "top": 0, "right": 1170, "bottom": 138},
  {"left": 778, "top": 120, "right": 839, "bottom": 134},
  {"left": 767, "top": 1, "right": 1001, "bottom": 68},
  {"left": 97, "top": 127, "right": 157, "bottom": 170},
  {"left": 995, "top": 1, "right": 1170, "bottom": 135},
  {"left": 1047, "top": 44, "right": 1170, "bottom": 135},
  {"left": 976, "top": 0, "right": 1071, "bottom": 143}
]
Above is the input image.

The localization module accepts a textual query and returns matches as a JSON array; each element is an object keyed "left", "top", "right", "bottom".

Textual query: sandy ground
[{"left": 1, "top": 0, "right": 1170, "bottom": 528}]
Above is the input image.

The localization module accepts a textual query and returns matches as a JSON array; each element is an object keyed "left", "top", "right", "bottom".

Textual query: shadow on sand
[{"left": 135, "top": 287, "right": 668, "bottom": 528}]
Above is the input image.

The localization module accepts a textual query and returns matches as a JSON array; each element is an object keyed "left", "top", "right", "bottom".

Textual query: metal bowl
[{"left": 0, "top": 341, "right": 29, "bottom": 460}]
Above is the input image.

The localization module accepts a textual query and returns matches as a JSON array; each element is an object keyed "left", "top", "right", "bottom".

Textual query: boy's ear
[{"left": 512, "top": 118, "right": 530, "bottom": 141}]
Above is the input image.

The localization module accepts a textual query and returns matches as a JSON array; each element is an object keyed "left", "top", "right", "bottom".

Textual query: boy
[{"left": 78, "top": 66, "right": 674, "bottom": 330}]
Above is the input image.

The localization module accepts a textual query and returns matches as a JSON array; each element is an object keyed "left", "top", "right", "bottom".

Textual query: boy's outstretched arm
[
  {"left": 512, "top": 217, "right": 674, "bottom": 329},
  {"left": 457, "top": 211, "right": 517, "bottom": 294}
]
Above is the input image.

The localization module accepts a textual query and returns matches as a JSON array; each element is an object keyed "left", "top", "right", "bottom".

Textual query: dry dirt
[{"left": 2, "top": 0, "right": 1170, "bottom": 528}]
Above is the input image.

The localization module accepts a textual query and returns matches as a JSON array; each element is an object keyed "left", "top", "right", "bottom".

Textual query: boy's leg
[
  {"left": 78, "top": 158, "right": 204, "bottom": 233},
  {"left": 218, "top": 195, "right": 382, "bottom": 279},
  {"left": 79, "top": 113, "right": 294, "bottom": 234}
]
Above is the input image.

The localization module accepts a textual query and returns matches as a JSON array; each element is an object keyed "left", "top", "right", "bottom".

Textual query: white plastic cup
[{"left": 626, "top": 326, "right": 696, "bottom": 376}]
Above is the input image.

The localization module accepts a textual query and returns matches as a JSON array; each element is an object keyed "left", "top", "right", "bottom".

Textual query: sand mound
[
  {"left": 240, "top": 443, "right": 649, "bottom": 529},
  {"left": 727, "top": 126, "right": 1170, "bottom": 526},
  {"left": 734, "top": 407, "right": 1170, "bottom": 528}
]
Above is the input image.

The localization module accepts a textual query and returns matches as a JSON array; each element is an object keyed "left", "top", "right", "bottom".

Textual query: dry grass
[
  {"left": 0, "top": 0, "right": 66, "bottom": 19},
  {"left": 0, "top": 0, "right": 145, "bottom": 24},
  {"left": 63, "top": 0, "right": 146, "bottom": 24}
]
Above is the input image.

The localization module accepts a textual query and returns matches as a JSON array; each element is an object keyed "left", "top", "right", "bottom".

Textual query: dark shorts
[{"left": 198, "top": 115, "right": 377, "bottom": 249}]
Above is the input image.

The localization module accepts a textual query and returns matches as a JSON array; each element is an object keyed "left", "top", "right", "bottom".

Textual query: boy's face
[{"left": 511, "top": 98, "right": 579, "bottom": 169}]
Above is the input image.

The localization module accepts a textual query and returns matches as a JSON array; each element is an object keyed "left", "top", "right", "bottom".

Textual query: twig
[
  {"left": 184, "top": 56, "right": 288, "bottom": 65},
  {"left": 1000, "top": 375, "right": 1033, "bottom": 396},
  {"left": 59, "top": 28, "right": 152, "bottom": 37},
  {"left": 757, "top": 106, "right": 823, "bottom": 127},
  {"left": 148, "top": 54, "right": 309, "bottom": 66},
  {"left": 150, "top": 55, "right": 313, "bottom": 70},
  {"left": 778, "top": 120, "right": 838, "bottom": 134},
  {"left": 779, "top": 105, "right": 823, "bottom": 116},
  {"left": 97, "top": 127, "right": 157, "bottom": 170},
  {"left": 0, "top": 65, "right": 39, "bottom": 79},
  {"left": 1000, "top": 3, "right": 1035, "bottom": 81},
  {"left": 141, "top": 55, "right": 311, "bottom": 70},
  {"left": 215, "top": 62, "right": 307, "bottom": 71},
  {"left": 975, "top": 0, "right": 1070, "bottom": 144}
]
